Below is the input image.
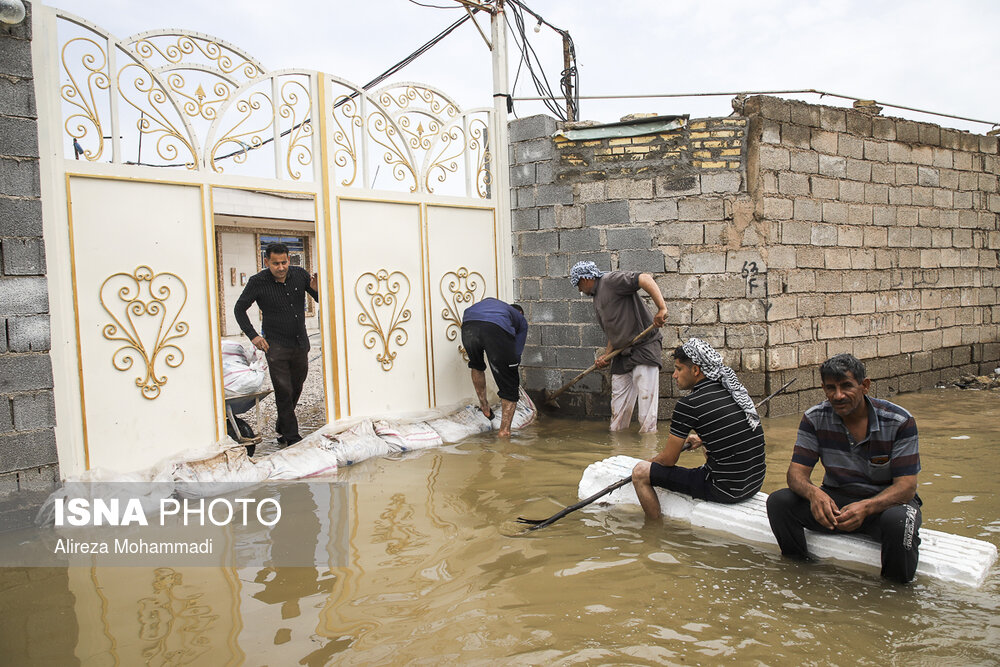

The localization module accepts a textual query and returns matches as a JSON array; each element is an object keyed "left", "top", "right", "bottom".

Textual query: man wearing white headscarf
[
  {"left": 570, "top": 260, "right": 667, "bottom": 433},
  {"left": 631, "top": 338, "right": 766, "bottom": 519}
]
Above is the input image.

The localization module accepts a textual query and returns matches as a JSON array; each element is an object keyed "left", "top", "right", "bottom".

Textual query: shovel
[
  {"left": 544, "top": 323, "right": 658, "bottom": 408},
  {"left": 518, "top": 377, "right": 797, "bottom": 530}
]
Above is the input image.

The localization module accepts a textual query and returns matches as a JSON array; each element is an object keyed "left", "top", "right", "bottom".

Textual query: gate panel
[
  {"left": 67, "top": 177, "right": 218, "bottom": 470},
  {"left": 337, "top": 198, "right": 429, "bottom": 415},
  {"left": 38, "top": 9, "right": 509, "bottom": 476},
  {"left": 425, "top": 205, "right": 498, "bottom": 406}
]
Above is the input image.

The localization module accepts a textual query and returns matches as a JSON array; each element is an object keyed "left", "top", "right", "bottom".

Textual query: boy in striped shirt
[
  {"left": 631, "top": 339, "right": 767, "bottom": 519},
  {"left": 766, "top": 353, "right": 922, "bottom": 583}
]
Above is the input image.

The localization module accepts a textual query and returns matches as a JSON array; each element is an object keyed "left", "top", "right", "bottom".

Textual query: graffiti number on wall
[{"left": 741, "top": 261, "right": 759, "bottom": 294}]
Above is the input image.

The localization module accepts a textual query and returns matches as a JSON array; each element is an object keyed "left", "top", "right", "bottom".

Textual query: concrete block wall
[
  {"left": 745, "top": 96, "right": 1000, "bottom": 415},
  {"left": 0, "top": 2, "right": 60, "bottom": 496},
  {"left": 511, "top": 113, "right": 763, "bottom": 418},
  {"left": 511, "top": 96, "right": 1000, "bottom": 421}
]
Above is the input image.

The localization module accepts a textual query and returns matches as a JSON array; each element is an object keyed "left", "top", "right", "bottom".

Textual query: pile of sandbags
[{"left": 43, "top": 389, "right": 539, "bottom": 515}]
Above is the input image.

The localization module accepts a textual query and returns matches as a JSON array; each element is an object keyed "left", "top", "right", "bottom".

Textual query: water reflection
[{"left": 0, "top": 388, "right": 997, "bottom": 665}]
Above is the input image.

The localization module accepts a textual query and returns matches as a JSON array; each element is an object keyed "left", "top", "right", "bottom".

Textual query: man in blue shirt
[
  {"left": 766, "top": 353, "right": 922, "bottom": 583},
  {"left": 461, "top": 298, "right": 528, "bottom": 437}
]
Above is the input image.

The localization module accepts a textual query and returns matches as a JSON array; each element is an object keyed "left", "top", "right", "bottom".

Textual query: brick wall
[
  {"left": 0, "top": 1, "right": 60, "bottom": 496},
  {"left": 746, "top": 95, "right": 1000, "bottom": 415},
  {"left": 510, "top": 95, "right": 1000, "bottom": 420},
  {"left": 511, "top": 113, "right": 763, "bottom": 418}
]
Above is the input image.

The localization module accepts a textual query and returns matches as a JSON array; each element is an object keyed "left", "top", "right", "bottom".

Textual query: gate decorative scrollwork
[
  {"left": 440, "top": 267, "right": 486, "bottom": 361},
  {"left": 355, "top": 269, "right": 411, "bottom": 372},
  {"left": 100, "top": 266, "right": 189, "bottom": 400},
  {"left": 54, "top": 12, "right": 494, "bottom": 195}
]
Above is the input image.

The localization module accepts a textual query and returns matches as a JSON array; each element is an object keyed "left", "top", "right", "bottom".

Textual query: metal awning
[{"left": 553, "top": 114, "right": 688, "bottom": 141}]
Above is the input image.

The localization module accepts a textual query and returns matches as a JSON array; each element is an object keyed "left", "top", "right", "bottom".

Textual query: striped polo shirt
[
  {"left": 669, "top": 379, "right": 767, "bottom": 501},
  {"left": 792, "top": 396, "right": 920, "bottom": 497}
]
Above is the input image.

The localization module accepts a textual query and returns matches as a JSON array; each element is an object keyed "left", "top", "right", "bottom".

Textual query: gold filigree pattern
[
  {"left": 209, "top": 90, "right": 274, "bottom": 173},
  {"left": 278, "top": 79, "right": 313, "bottom": 180},
  {"left": 355, "top": 269, "right": 411, "bottom": 372},
  {"left": 60, "top": 37, "right": 111, "bottom": 161},
  {"left": 439, "top": 267, "right": 485, "bottom": 361},
  {"left": 330, "top": 92, "right": 362, "bottom": 186},
  {"left": 376, "top": 85, "right": 459, "bottom": 121},
  {"left": 117, "top": 61, "right": 198, "bottom": 167},
  {"left": 131, "top": 33, "right": 262, "bottom": 80},
  {"left": 166, "top": 73, "right": 233, "bottom": 121},
  {"left": 469, "top": 116, "right": 493, "bottom": 199},
  {"left": 100, "top": 266, "right": 188, "bottom": 400},
  {"left": 366, "top": 109, "right": 417, "bottom": 192},
  {"left": 54, "top": 16, "right": 496, "bottom": 191},
  {"left": 138, "top": 568, "right": 217, "bottom": 665},
  {"left": 424, "top": 121, "right": 465, "bottom": 194}
]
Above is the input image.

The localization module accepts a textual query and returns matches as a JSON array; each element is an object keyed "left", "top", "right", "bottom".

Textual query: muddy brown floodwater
[{"left": 1, "top": 387, "right": 998, "bottom": 665}]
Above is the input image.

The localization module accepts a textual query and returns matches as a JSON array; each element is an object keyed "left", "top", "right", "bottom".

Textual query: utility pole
[
  {"left": 561, "top": 33, "right": 575, "bottom": 122},
  {"left": 490, "top": 0, "right": 514, "bottom": 301}
]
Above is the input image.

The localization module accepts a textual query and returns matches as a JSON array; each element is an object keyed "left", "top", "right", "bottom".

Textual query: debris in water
[{"left": 941, "top": 372, "right": 1000, "bottom": 390}]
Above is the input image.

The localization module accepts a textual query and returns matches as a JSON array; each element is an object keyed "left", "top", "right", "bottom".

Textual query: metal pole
[
  {"left": 491, "top": 0, "right": 514, "bottom": 301},
  {"left": 562, "top": 32, "right": 574, "bottom": 122}
]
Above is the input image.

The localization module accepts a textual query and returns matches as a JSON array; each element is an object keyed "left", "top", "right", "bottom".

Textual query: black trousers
[
  {"left": 461, "top": 321, "right": 520, "bottom": 402},
  {"left": 265, "top": 344, "right": 309, "bottom": 441},
  {"left": 766, "top": 486, "right": 922, "bottom": 584}
]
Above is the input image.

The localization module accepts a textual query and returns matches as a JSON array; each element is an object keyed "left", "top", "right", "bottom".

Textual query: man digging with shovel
[{"left": 570, "top": 261, "right": 667, "bottom": 433}]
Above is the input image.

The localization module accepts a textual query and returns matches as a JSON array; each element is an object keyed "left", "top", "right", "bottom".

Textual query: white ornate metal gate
[{"left": 34, "top": 8, "right": 510, "bottom": 474}]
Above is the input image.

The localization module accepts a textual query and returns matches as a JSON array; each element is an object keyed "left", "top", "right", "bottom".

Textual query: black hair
[
  {"left": 673, "top": 345, "right": 692, "bottom": 364},
  {"left": 265, "top": 242, "right": 289, "bottom": 258},
  {"left": 820, "top": 353, "right": 867, "bottom": 383},
  {"left": 511, "top": 304, "right": 524, "bottom": 315}
]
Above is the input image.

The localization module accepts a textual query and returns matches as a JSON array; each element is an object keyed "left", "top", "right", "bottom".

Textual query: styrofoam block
[{"left": 579, "top": 455, "right": 997, "bottom": 588}]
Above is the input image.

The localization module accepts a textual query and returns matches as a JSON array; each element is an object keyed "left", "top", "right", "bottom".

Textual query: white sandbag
[
  {"left": 319, "top": 420, "right": 393, "bottom": 466},
  {"left": 373, "top": 419, "right": 444, "bottom": 452},
  {"left": 222, "top": 340, "right": 268, "bottom": 397},
  {"left": 264, "top": 440, "right": 339, "bottom": 480},
  {"left": 426, "top": 406, "right": 493, "bottom": 443},
  {"left": 171, "top": 446, "right": 268, "bottom": 497},
  {"left": 490, "top": 387, "right": 537, "bottom": 431}
]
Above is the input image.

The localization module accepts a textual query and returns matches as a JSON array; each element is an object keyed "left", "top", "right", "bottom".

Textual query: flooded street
[{"left": 1, "top": 387, "right": 998, "bottom": 666}]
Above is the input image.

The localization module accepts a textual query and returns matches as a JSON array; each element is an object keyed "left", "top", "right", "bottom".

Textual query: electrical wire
[
  {"left": 504, "top": 2, "right": 565, "bottom": 119},
  {"left": 509, "top": 3, "right": 563, "bottom": 119},
  {"left": 506, "top": 0, "right": 578, "bottom": 121},
  {"left": 406, "top": 0, "right": 464, "bottom": 8}
]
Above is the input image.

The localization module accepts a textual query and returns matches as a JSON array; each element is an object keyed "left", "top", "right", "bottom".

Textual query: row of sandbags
[
  {"left": 175, "top": 388, "right": 537, "bottom": 495},
  {"left": 37, "top": 390, "right": 538, "bottom": 522}
]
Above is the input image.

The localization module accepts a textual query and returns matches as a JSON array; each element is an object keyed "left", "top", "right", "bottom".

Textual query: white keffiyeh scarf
[{"left": 682, "top": 338, "right": 760, "bottom": 430}]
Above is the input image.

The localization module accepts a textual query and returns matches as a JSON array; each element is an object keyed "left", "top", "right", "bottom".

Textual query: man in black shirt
[
  {"left": 631, "top": 338, "right": 766, "bottom": 519},
  {"left": 234, "top": 243, "right": 318, "bottom": 445}
]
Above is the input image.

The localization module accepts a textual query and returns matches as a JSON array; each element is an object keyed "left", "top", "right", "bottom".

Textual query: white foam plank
[{"left": 579, "top": 455, "right": 997, "bottom": 588}]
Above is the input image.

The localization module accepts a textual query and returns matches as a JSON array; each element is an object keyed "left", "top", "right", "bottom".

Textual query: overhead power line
[{"left": 511, "top": 88, "right": 1000, "bottom": 129}]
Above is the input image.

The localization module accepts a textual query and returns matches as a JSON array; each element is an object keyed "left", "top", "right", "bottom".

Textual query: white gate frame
[{"left": 32, "top": 6, "right": 512, "bottom": 475}]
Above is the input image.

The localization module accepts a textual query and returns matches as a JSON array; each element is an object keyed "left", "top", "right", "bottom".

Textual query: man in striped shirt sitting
[
  {"left": 766, "top": 353, "right": 922, "bottom": 583},
  {"left": 632, "top": 338, "right": 767, "bottom": 519}
]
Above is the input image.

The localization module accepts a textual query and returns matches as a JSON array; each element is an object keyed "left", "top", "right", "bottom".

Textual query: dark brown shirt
[{"left": 592, "top": 271, "right": 663, "bottom": 374}]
